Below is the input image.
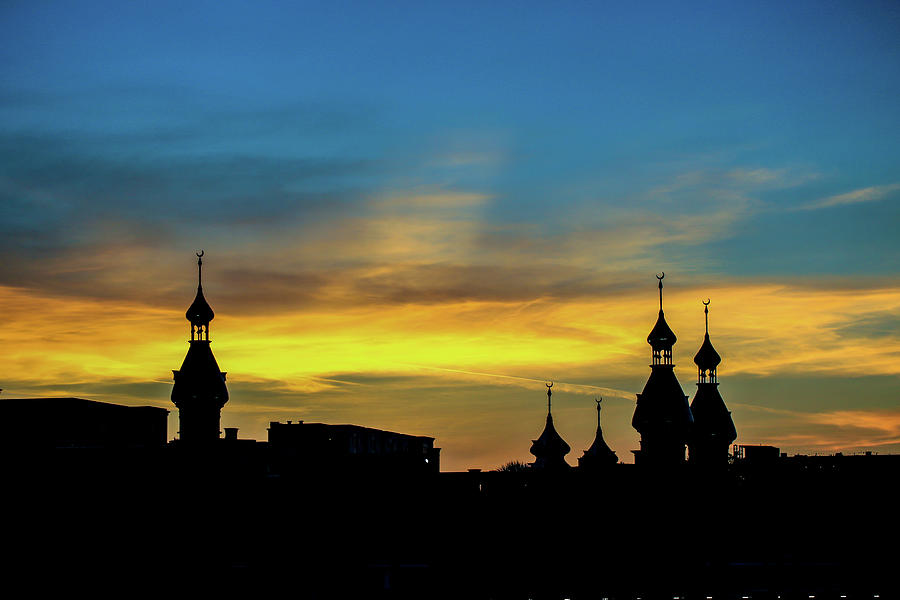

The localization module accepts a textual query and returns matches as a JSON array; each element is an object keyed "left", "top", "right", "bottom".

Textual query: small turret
[
  {"left": 578, "top": 398, "right": 617, "bottom": 469},
  {"left": 529, "top": 383, "right": 571, "bottom": 471}
]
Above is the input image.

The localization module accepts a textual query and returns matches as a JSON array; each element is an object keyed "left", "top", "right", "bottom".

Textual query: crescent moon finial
[
  {"left": 656, "top": 272, "right": 665, "bottom": 310},
  {"left": 703, "top": 298, "right": 711, "bottom": 333},
  {"left": 195, "top": 250, "right": 204, "bottom": 285},
  {"left": 546, "top": 381, "right": 553, "bottom": 389}
]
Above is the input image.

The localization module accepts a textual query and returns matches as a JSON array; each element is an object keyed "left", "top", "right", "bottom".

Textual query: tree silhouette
[{"left": 496, "top": 460, "right": 531, "bottom": 473}]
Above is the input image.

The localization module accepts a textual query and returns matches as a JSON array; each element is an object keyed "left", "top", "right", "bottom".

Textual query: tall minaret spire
[
  {"left": 172, "top": 252, "right": 229, "bottom": 444},
  {"left": 689, "top": 299, "right": 736, "bottom": 467},
  {"left": 632, "top": 272, "right": 693, "bottom": 467}
]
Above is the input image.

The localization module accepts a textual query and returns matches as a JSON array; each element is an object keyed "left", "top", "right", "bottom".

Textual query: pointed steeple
[
  {"left": 578, "top": 398, "right": 618, "bottom": 469},
  {"left": 172, "top": 251, "right": 229, "bottom": 445},
  {"left": 688, "top": 299, "right": 737, "bottom": 468},
  {"left": 647, "top": 272, "right": 676, "bottom": 365},
  {"left": 693, "top": 299, "right": 721, "bottom": 383},
  {"left": 186, "top": 251, "right": 215, "bottom": 341},
  {"left": 529, "top": 383, "right": 571, "bottom": 471},
  {"left": 632, "top": 273, "right": 693, "bottom": 467}
]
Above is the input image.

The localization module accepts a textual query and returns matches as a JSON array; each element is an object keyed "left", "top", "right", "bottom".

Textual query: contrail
[{"left": 402, "top": 364, "right": 635, "bottom": 401}]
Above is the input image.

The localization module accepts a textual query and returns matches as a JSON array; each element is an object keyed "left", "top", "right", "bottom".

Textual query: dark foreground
[{"left": 3, "top": 450, "right": 896, "bottom": 599}]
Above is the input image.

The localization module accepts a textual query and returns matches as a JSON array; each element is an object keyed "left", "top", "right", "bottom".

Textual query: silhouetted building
[
  {"left": 632, "top": 273, "right": 693, "bottom": 467},
  {"left": 0, "top": 397, "right": 168, "bottom": 449},
  {"left": 529, "top": 383, "right": 571, "bottom": 470},
  {"left": 171, "top": 252, "right": 229, "bottom": 444},
  {"left": 733, "top": 444, "right": 780, "bottom": 465},
  {"left": 578, "top": 397, "right": 617, "bottom": 469},
  {"left": 268, "top": 420, "right": 440, "bottom": 475},
  {"left": 688, "top": 300, "right": 737, "bottom": 468}
]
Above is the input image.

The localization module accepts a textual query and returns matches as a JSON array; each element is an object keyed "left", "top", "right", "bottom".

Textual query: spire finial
[
  {"left": 196, "top": 250, "right": 204, "bottom": 286},
  {"left": 186, "top": 251, "right": 214, "bottom": 339},
  {"left": 595, "top": 396, "right": 602, "bottom": 413},
  {"left": 703, "top": 298, "right": 710, "bottom": 334},
  {"left": 194, "top": 250, "right": 205, "bottom": 287},
  {"left": 546, "top": 381, "right": 553, "bottom": 414},
  {"left": 657, "top": 272, "right": 665, "bottom": 311}
]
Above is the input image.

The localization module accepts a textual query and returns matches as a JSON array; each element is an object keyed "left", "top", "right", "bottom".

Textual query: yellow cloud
[
  {"left": 807, "top": 410, "right": 900, "bottom": 436},
  {"left": 3, "top": 272, "right": 899, "bottom": 470},
  {"left": 3, "top": 278, "right": 900, "bottom": 390}
]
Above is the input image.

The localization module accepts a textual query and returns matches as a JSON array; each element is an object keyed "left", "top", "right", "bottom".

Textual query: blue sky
[{"left": 2, "top": 1, "right": 899, "bottom": 468}]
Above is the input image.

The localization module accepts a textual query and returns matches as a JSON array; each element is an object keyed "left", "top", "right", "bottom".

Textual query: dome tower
[
  {"left": 171, "top": 251, "right": 229, "bottom": 444},
  {"left": 529, "top": 383, "right": 571, "bottom": 471},
  {"left": 631, "top": 273, "right": 693, "bottom": 467},
  {"left": 687, "top": 300, "right": 737, "bottom": 468}
]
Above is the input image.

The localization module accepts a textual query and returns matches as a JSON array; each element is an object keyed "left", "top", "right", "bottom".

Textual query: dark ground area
[{"left": 2, "top": 450, "right": 896, "bottom": 599}]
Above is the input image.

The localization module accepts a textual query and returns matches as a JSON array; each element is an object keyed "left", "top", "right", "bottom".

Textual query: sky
[{"left": 1, "top": 1, "right": 899, "bottom": 470}]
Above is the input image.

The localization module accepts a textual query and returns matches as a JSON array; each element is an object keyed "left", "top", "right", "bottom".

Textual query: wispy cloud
[
  {"left": 730, "top": 402, "right": 900, "bottom": 453},
  {"left": 807, "top": 410, "right": 900, "bottom": 437},
  {"left": 801, "top": 183, "right": 900, "bottom": 210}
]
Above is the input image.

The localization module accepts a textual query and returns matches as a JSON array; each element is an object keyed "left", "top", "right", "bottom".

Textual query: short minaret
[
  {"left": 578, "top": 397, "right": 618, "bottom": 469},
  {"left": 529, "top": 382, "right": 571, "bottom": 471},
  {"left": 631, "top": 273, "right": 693, "bottom": 467},
  {"left": 688, "top": 300, "right": 737, "bottom": 468},
  {"left": 171, "top": 251, "right": 229, "bottom": 444}
]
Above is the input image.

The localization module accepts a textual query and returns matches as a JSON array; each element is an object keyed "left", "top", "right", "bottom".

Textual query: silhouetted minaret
[
  {"left": 631, "top": 273, "right": 693, "bottom": 467},
  {"left": 688, "top": 300, "right": 736, "bottom": 468},
  {"left": 171, "top": 251, "right": 229, "bottom": 444},
  {"left": 529, "top": 383, "right": 571, "bottom": 470},
  {"left": 578, "top": 397, "right": 618, "bottom": 469}
]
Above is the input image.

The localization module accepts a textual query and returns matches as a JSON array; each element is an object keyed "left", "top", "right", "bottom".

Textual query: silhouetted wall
[
  {"left": 268, "top": 420, "right": 440, "bottom": 475},
  {"left": 0, "top": 397, "right": 168, "bottom": 449}
]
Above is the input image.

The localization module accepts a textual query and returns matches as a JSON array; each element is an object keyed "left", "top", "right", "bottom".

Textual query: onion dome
[
  {"left": 187, "top": 286, "right": 215, "bottom": 326},
  {"left": 529, "top": 383, "right": 571, "bottom": 470},
  {"left": 186, "top": 251, "right": 215, "bottom": 327},
  {"left": 647, "top": 272, "right": 676, "bottom": 349},
  {"left": 693, "top": 300, "right": 720, "bottom": 372},
  {"left": 530, "top": 414, "right": 571, "bottom": 462},
  {"left": 647, "top": 311, "right": 677, "bottom": 349},
  {"left": 693, "top": 335, "right": 720, "bottom": 372}
]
